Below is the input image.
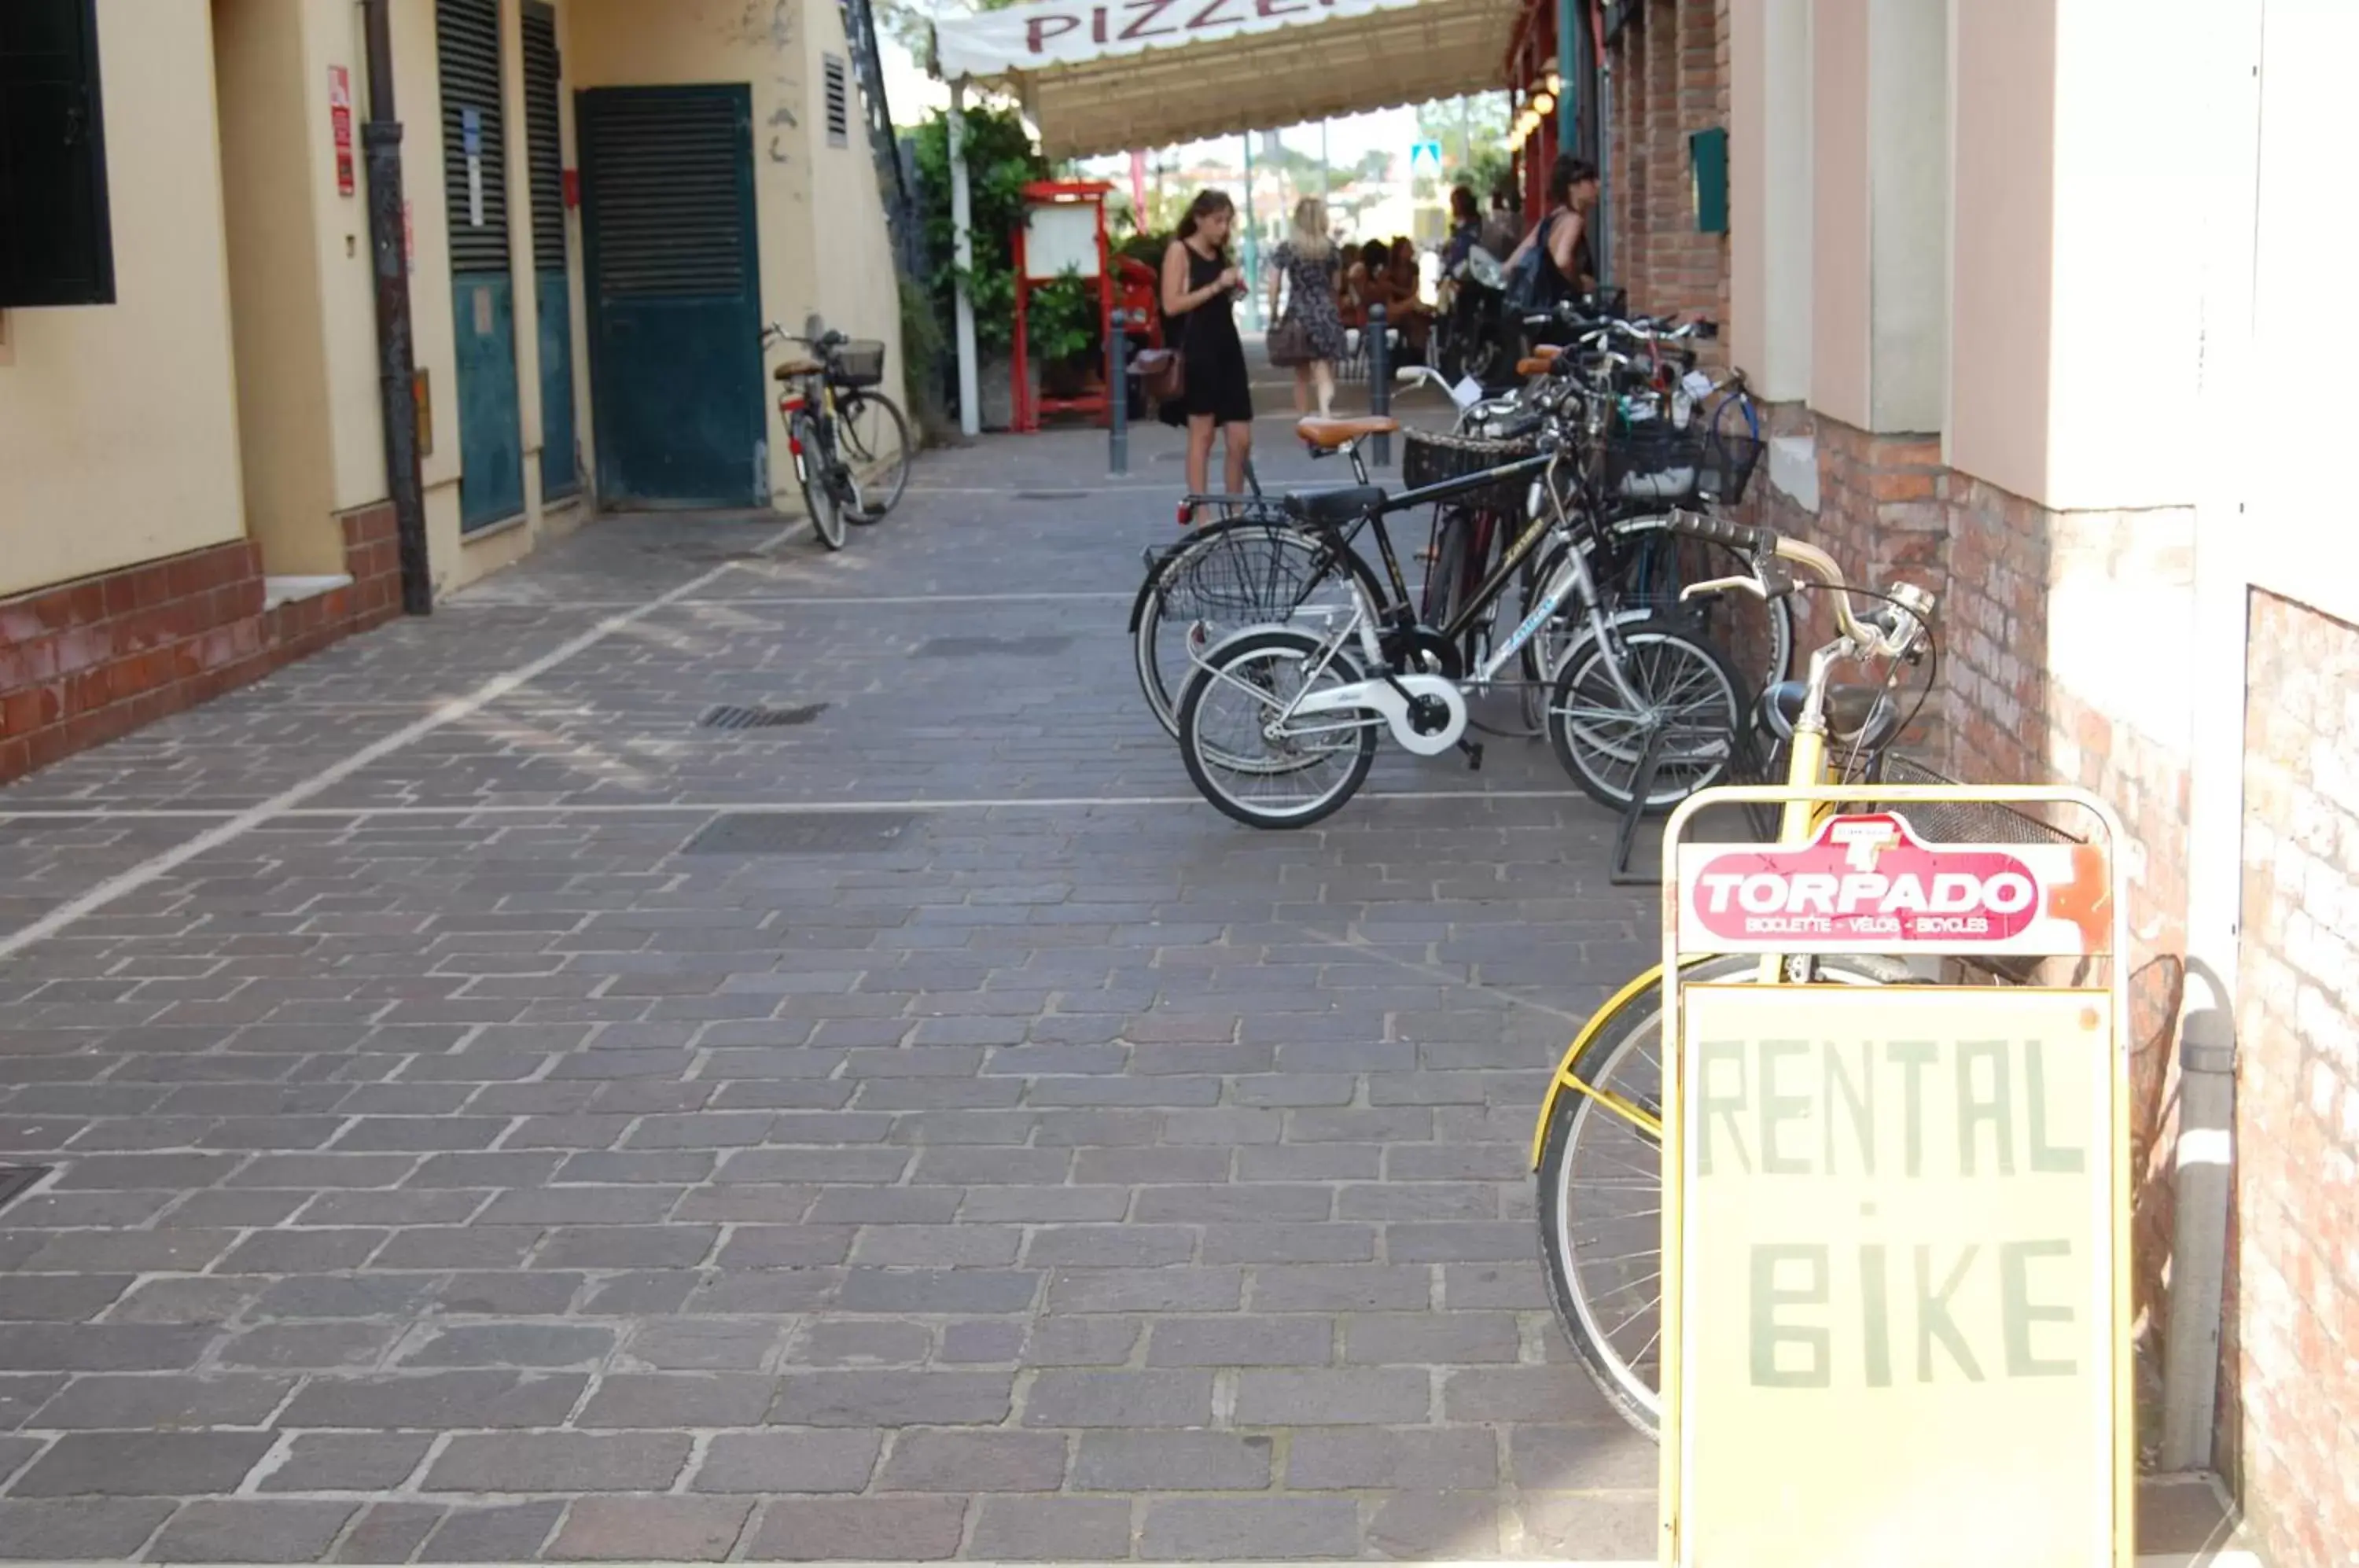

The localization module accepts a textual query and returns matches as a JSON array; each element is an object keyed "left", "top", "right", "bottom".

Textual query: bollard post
[
  {"left": 1107, "top": 309, "right": 1129, "bottom": 476},
  {"left": 1367, "top": 302, "right": 1391, "bottom": 468}
]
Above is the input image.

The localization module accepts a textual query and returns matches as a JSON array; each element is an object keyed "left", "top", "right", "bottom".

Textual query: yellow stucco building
[{"left": 0, "top": 0, "right": 907, "bottom": 781}]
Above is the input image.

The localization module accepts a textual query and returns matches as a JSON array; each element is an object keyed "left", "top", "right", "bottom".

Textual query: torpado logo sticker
[{"left": 1676, "top": 814, "right": 2109, "bottom": 956}]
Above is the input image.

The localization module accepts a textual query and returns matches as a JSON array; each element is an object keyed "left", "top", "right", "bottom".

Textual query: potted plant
[{"left": 1028, "top": 267, "right": 1101, "bottom": 401}]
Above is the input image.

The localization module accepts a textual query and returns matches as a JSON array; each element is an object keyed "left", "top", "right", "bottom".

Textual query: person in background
[
  {"left": 1479, "top": 179, "right": 1522, "bottom": 264},
  {"left": 1386, "top": 236, "right": 1433, "bottom": 361},
  {"left": 1507, "top": 154, "right": 1601, "bottom": 307},
  {"left": 1160, "top": 189, "right": 1253, "bottom": 513},
  {"left": 1265, "top": 197, "right": 1346, "bottom": 418},
  {"left": 1443, "top": 185, "right": 1483, "bottom": 270}
]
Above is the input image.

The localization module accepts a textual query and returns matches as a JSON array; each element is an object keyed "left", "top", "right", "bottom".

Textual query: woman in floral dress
[{"left": 1264, "top": 198, "right": 1348, "bottom": 418}]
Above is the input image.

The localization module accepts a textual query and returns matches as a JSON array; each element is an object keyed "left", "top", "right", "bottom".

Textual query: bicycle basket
[
  {"left": 1400, "top": 429, "right": 1537, "bottom": 516},
  {"left": 1601, "top": 423, "right": 1763, "bottom": 506},
  {"left": 1163, "top": 529, "right": 1331, "bottom": 620},
  {"left": 828, "top": 340, "right": 889, "bottom": 390},
  {"left": 1871, "top": 754, "right": 2081, "bottom": 848}
]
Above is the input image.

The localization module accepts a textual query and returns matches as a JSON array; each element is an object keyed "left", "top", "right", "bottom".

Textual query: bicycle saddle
[
  {"left": 1296, "top": 415, "right": 1398, "bottom": 449},
  {"left": 1757, "top": 681, "right": 1903, "bottom": 751},
  {"left": 774, "top": 361, "right": 823, "bottom": 381},
  {"left": 1281, "top": 486, "right": 1386, "bottom": 526}
]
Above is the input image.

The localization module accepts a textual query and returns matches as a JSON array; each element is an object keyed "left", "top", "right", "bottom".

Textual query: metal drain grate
[
  {"left": 697, "top": 702, "right": 830, "bottom": 731},
  {"left": 1014, "top": 489, "right": 1087, "bottom": 500},
  {"left": 917, "top": 635, "right": 1073, "bottom": 657},
  {"left": 0, "top": 1167, "right": 48, "bottom": 1216},
  {"left": 683, "top": 812, "right": 918, "bottom": 856}
]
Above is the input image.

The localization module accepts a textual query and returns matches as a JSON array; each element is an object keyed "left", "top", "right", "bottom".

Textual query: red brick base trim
[{"left": 0, "top": 502, "right": 403, "bottom": 784}]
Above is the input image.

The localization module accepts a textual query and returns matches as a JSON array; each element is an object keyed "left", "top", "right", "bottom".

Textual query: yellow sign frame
[{"left": 1656, "top": 783, "right": 2133, "bottom": 1568}]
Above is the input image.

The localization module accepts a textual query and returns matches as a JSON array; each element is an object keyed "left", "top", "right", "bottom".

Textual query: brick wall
[
  {"left": 1603, "top": 0, "right": 1729, "bottom": 348},
  {"left": 0, "top": 503, "right": 402, "bottom": 784},
  {"left": 2222, "top": 589, "right": 2359, "bottom": 1568}
]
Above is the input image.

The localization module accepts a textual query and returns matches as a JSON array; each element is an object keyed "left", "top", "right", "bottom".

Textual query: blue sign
[{"left": 462, "top": 108, "right": 484, "bottom": 157}]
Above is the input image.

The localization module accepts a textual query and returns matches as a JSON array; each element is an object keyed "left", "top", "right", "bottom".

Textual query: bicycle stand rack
[{"left": 1606, "top": 720, "right": 1777, "bottom": 885}]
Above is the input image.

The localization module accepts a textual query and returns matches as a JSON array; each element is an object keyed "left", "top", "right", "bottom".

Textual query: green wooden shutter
[{"left": 0, "top": 0, "right": 115, "bottom": 307}]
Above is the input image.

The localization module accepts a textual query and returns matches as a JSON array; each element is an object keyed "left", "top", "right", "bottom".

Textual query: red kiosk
[{"left": 1011, "top": 179, "right": 1122, "bottom": 432}]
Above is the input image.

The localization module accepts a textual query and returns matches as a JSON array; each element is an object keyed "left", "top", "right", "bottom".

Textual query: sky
[{"left": 874, "top": 17, "right": 1426, "bottom": 166}]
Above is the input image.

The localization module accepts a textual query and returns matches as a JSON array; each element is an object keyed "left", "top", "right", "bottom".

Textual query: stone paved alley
[{"left": 0, "top": 413, "right": 2233, "bottom": 1562}]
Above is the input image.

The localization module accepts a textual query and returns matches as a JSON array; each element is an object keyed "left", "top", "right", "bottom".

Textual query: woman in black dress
[{"left": 1160, "top": 190, "right": 1253, "bottom": 512}]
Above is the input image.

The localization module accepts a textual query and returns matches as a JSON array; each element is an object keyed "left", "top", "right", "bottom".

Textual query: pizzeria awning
[{"left": 933, "top": 0, "right": 1523, "bottom": 159}]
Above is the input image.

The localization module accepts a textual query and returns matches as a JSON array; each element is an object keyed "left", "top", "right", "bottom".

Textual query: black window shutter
[{"left": 0, "top": 0, "right": 117, "bottom": 308}]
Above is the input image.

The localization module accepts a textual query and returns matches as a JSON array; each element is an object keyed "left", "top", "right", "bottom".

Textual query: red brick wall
[
  {"left": 1602, "top": 0, "right": 1729, "bottom": 349},
  {"left": 0, "top": 503, "right": 402, "bottom": 784},
  {"left": 2222, "top": 590, "right": 2359, "bottom": 1568}
]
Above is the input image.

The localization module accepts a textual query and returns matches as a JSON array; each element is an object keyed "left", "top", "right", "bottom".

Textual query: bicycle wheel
[
  {"left": 1548, "top": 620, "right": 1745, "bottom": 812},
  {"left": 793, "top": 414, "right": 846, "bottom": 551},
  {"left": 1132, "top": 521, "right": 1382, "bottom": 742},
  {"left": 1175, "top": 628, "right": 1378, "bottom": 830},
  {"left": 837, "top": 391, "right": 911, "bottom": 523},
  {"left": 1603, "top": 515, "right": 1794, "bottom": 691},
  {"left": 1536, "top": 951, "right": 1912, "bottom": 1437}
]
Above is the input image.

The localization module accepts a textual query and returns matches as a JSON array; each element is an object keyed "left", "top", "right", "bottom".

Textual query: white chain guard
[{"left": 1292, "top": 672, "right": 1467, "bottom": 756}]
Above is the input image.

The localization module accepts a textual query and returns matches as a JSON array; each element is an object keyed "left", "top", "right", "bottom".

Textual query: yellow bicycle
[{"left": 1530, "top": 510, "right": 1940, "bottom": 1435}]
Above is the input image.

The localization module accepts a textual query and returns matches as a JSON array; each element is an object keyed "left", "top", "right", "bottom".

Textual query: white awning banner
[{"left": 934, "top": 0, "right": 1424, "bottom": 83}]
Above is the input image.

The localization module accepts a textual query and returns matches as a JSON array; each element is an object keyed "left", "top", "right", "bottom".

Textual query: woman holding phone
[{"left": 1161, "top": 190, "right": 1253, "bottom": 512}]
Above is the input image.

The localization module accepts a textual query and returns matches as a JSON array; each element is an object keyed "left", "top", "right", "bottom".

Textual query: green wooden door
[
  {"left": 578, "top": 86, "right": 764, "bottom": 509},
  {"left": 521, "top": 2, "right": 577, "bottom": 503},
  {"left": 437, "top": 0, "right": 524, "bottom": 532}
]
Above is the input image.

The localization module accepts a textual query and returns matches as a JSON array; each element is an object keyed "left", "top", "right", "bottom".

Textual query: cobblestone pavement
[{"left": 0, "top": 410, "right": 2232, "bottom": 1563}]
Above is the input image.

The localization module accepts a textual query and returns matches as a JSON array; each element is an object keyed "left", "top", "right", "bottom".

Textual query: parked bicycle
[
  {"left": 762, "top": 321, "right": 911, "bottom": 550},
  {"left": 1523, "top": 510, "right": 2083, "bottom": 1441}
]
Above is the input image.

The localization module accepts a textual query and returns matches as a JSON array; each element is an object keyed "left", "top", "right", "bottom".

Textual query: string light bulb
[{"left": 1532, "top": 91, "right": 1555, "bottom": 116}]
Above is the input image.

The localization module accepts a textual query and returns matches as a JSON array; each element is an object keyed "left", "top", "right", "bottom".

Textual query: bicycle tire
[
  {"left": 1132, "top": 520, "right": 1384, "bottom": 742},
  {"left": 1602, "top": 515, "right": 1794, "bottom": 690},
  {"left": 792, "top": 414, "right": 847, "bottom": 551},
  {"left": 838, "top": 391, "right": 911, "bottom": 523},
  {"left": 1537, "top": 951, "right": 1915, "bottom": 1437},
  {"left": 1548, "top": 620, "right": 1746, "bottom": 813},
  {"left": 1175, "top": 627, "right": 1378, "bottom": 830}
]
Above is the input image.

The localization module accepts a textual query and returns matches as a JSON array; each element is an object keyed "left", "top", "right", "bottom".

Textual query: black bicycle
[{"left": 763, "top": 321, "right": 911, "bottom": 550}]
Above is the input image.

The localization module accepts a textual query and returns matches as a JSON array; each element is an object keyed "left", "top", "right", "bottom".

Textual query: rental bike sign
[{"left": 1659, "top": 787, "right": 2132, "bottom": 1568}]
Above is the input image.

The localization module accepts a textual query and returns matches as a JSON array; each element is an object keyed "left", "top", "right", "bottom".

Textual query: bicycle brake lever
[{"left": 1680, "top": 575, "right": 1768, "bottom": 603}]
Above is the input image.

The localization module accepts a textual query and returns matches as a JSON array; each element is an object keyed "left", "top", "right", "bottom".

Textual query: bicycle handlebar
[{"left": 1665, "top": 509, "right": 1927, "bottom": 658}]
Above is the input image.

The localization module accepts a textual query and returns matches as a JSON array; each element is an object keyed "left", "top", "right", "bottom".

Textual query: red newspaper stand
[{"left": 1011, "top": 180, "right": 1115, "bottom": 432}]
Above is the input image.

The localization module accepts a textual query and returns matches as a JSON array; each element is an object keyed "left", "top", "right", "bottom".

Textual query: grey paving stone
[
  {"left": 401, "top": 1323, "right": 616, "bottom": 1368},
  {"left": 1073, "top": 1431, "right": 1273, "bottom": 1492},
  {"left": 0, "top": 1323, "right": 213, "bottom": 1372},
  {"left": 1146, "top": 1316, "right": 1335, "bottom": 1367},
  {"left": 690, "top": 1431, "right": 881, "bottom": 1494},
  {"left": 1232, "top": 1367, "right": 1431, "bottom": 1425},
  {"left": 1132, "top": 1185, "right": 1332, "bottom": 1223},
  {"left": 429, "top": 1271, "right": 585, "bottom": 1316},
  {"left": 254, "top": 1276, "right": 437, "bottom": 1320},
  {"left": 834, "top": 1269, "right": 1040, "bottom": 1314},
  {"left": 423, "top": 1433, "right": 690, "bottom": 1493},
  {"left": 1344, "top": 1312, "right": 1524, "bottom": 1365},
  {"left": 1509, "top": 1423, "right": 1660, "bottom": 1489},
  {"left": 933, "top": 1320, "right": 1025, "bottom": 1364},
  {"left": 792, "top": 1320, "right": 932, "bottom": 1367},
  {"left": 716, "top": 1225, "right": 858, "bottom": 1268},
  {"left": 149, "top": 1500, "right": 360, "bottom": 1563},
  {"left": 1515, "top": 1491, "right": 1658, "bottom": 1561},
  {"left": 1138, "top": 1496, "right": 1362, "bottom": 1560},
  {"left": 740, "top": 1497, "right": 966, "bottom": 1561},
  {"left": 534, "top": 1225, "right": 717, "bottom": 1268},
  {"left": 1439, "top": 1262, "right": 1551, "bottom": 1310},
  {"left": 477, "top": 1187, "right": 679, "bottom": 1226},
  {"left": 1386, "top": 1221, "right": 1533, "bottom": 1263},
  {"left": 24, "top": 1229, "right": 238, "bottom": 1273},
  {"left": 278, "top": 1371, "right": 587, "bottom": 1430},
  {"left": 577, "top": 1374, "right": 776, "bottom": 1429},
  {"left": 1045, "top": 1268, "right": 1243, "bottom": 1314},
  {"left": 1019, "top": 1316, "right": 1142, "bottom": 1367},
  {"left": 1199, "top": 1223, "right": 1378, "bottom": 1264},
  {"left": 417, "top": 1502, "right": 565, "bottom": 1564},
  {"left": 28, "top": 1372, "right": 296, "bottom": 1430},
  {"left": 11, "top": 1432, "right": 274, "bottom": 1496},
  {"left": 259, "top": 1434, "right": 436, "bottom": 1493},
  {"left": 1442, "top": 1365, "right": 1621, "bottom": 1424},
  {"left": 1021, "top": 1370, "right": 1213, "bottom": 1427},
  {"left": 1366, "top": 1491, "right": 1504, "bottom": 1559},
  {"left": 878, "top": 1430, "right": 1069, "bottom": 1493},
  {"left": 0, "top": 1374, "right": 67, "bottom": 1430},
  {"left": 0, "top": 1497, "right": 175, "bottom": 1560},
  {"left": 329, "top": 1503, "right": 443, "bottom": 1565},
  {"left": 1250, "top": 1264, "right": 1434, "bottom": 1312},
  {"left": 370, "top": 1226, "right": 542, "bottom": 1269},
  {"left": 624, "top": 1320, "right": 784, "bottom": 1372},
  {"left": 768, "top": 1371, "right": 1013, "bottom": 1427},
  {"left": 1286, "top": 1427, "right": 1500, "bottom": 1490},
  {"left": 105, "top": 1279, "right": 263, "bottom": 1327},
  {"left": 547, "top": 1496, "right": 753, "bottom": 1562},
  {"left": 966, "top": 1497, "right": 1134, "bottom": 1561},
  {"left": 954, "top": 1186, "right": 1129, "bottom": 1224}
]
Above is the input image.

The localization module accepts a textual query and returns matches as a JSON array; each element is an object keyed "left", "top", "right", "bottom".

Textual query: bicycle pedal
[{"left": 1459, "top": 740, "right": 1485, "bottom": 772}]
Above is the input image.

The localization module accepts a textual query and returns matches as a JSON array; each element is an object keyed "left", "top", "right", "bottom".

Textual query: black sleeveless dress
[{"left": 1163, "top": 242, "right": 1253, "bottom": 425}]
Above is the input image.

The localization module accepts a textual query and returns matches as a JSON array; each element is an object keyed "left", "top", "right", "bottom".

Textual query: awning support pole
[
  {"left": 949, "top": 78, "right": 981, "bottom": 439},
  {"left": 1241, "top": 133, "right": 1259, "bottom": 332}
]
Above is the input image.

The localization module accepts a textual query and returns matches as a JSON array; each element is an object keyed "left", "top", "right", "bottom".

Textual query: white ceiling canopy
[{"left": 933, "top": 0, "right": 1523, "bottom": 159}]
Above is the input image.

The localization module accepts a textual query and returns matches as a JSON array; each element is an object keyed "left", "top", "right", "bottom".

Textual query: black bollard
[
  {"left": 1107, "top": 309, "right": 1129, "bottom": 477},
  {"left": 1367, "top": 302, "right": 1391, "bottom": 468}
]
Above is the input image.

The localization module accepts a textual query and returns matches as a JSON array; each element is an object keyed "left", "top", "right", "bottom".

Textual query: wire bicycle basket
[
  {"left": 1163, "top": 530, "right": 1334, "bottom": 620},
  {"left": 1402, "top": 429, "right": 1540, "bottom": 517},
  {"left": 827, "top": 340, "right": 889, "bottom": 390},
  {"left": 1601, "top": 423, "right": 1764, "bottom": 507}
]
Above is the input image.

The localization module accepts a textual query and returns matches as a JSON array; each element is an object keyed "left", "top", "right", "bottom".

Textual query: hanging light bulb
[
  {"left": 1547, "top": 71, "right": 1563, "bottom": 96},
  {"left": 1532, "top": 91, "right": 1555, "bottom": 116}
]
